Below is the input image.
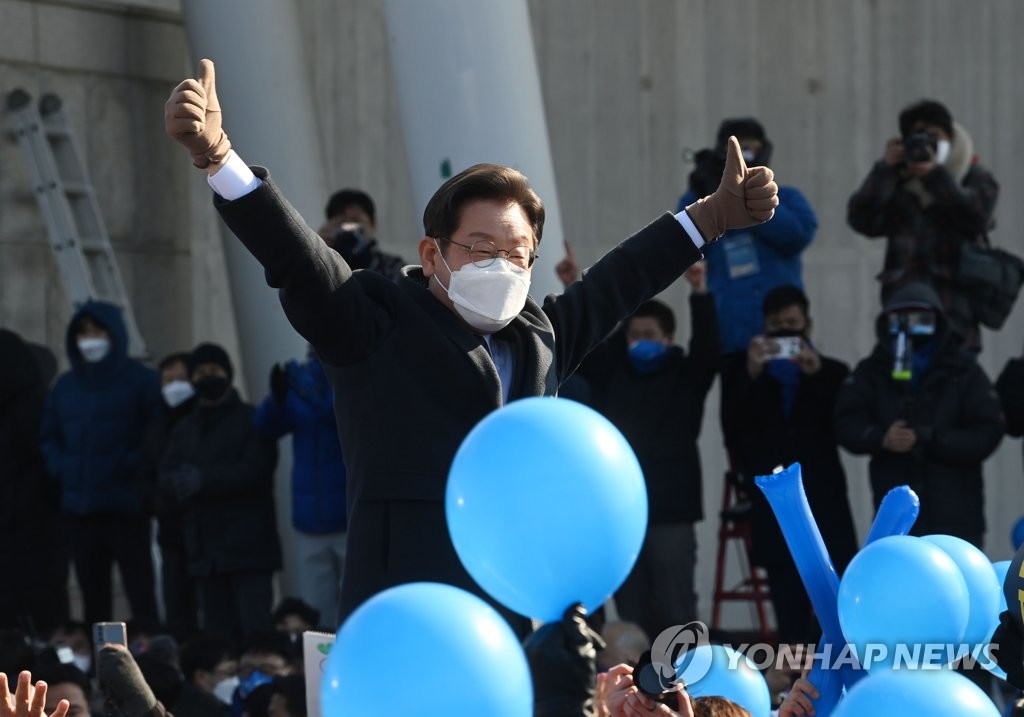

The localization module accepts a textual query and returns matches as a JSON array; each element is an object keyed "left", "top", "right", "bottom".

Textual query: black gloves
[
  {"left": 97, "top": 645, "right": 163, "bottom": 717},
  {"left": 171, "top": 463, "right": 202, "bottom": 503},
  {"left": 522, "top": 603, "right": 607, "bottom": 717},
  {"left": 991, "top": 610, "right": 1024, "bottom": 690},
  {"left": 270, "top": 364, "right": 290, "bottom": 404}
]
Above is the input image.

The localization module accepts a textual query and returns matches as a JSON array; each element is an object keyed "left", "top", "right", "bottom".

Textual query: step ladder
[
  {"left": 5, "top": 89, "right": 148, "bottom": 358},
  {"left": 710, "top": 469, "right": 775, "bottom": 641}
]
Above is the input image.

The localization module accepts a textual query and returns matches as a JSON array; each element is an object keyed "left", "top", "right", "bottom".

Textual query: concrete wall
[{"left": 2, "top": 0, "right": 1022, "bottom": 629}]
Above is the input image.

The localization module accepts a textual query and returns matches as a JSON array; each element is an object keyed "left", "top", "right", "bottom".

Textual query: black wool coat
[{"left": 213, "top": 168, "right": 704, "bottom": 629}]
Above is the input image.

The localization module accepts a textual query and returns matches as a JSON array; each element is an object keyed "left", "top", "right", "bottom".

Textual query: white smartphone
[
  {"left": 766, "top": 336, "right": 802, "bottom": 359},
  {"left": 93, "top": 621, "right": 127, "bottom": 660}
]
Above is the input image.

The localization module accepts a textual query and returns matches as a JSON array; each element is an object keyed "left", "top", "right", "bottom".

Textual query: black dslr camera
[
  {"left": 633, "top": 649, "right": 684, "bottom": 708},
  {"left": 903, "top": 132, "right": 938, "bottom": 163}
]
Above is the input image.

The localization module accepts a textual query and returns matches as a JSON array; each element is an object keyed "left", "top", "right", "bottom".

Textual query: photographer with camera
[
  {"left": 847, "top": 99, "right": 999, "bottom": 352},
  {"left": 317, "top": 189, "right": 405, "bottom": 282}
]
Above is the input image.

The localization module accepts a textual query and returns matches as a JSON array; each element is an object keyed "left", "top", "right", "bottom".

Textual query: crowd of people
[{"left": 0, "top": 57, "right": 1022, "bottom": 717}]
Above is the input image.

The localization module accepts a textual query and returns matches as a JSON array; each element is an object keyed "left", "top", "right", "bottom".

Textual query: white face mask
[
  {"left": 71, "top": 653, "right": 92, "bottom": 674},
  {"left": 162, "top": 379, "right": 195, "bottom": 408},
  {"left": 212, "top": 676, "right": 240, "bottom": 705},
  {"left": 741, "top": 148, "right": 757, "bottom": 163},
  {"left": 432, "top": 240, "right": 532, "bottom": 333},
  {"left": 935, "top": 138, "right": 951, "bottom": 164},
  {"left": 77, "top": 337, "right": 110, "bottom": 363}
]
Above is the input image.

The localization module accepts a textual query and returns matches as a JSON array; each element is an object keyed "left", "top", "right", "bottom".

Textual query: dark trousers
[
  {"left": 198, "top": 571, "right": 273, "bottom": 648},
  {"left": 615, "top": 522, "right": 698, "bottom": 641},
  {"left": 65, "top": 514, "right": 158, "bottom": 625},
  {"left": 160, "top": 540, "right": 198, "bottom": 636}
]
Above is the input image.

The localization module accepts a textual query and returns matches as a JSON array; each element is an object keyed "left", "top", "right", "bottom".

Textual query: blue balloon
[
  {"left": 446, "top": 397, "right": 647, "bottom": 622},
  {"left": 755, "top": 463, "right": 865, "bottom": 700},
  {"left": 321, "top": 582, "right": 532, "bottom": 717},
  {"left": 838, "top": 536, "right": 969, "bottom": 670},
  {"left": 993, "top": 560, "right": 1012, "bottom": 614},
  {"left": 922, "top": 535, "right": 1001, "bottom": 648},
  {"left": 1012, "top": 516, "right": 1024, "bottom": 551},
  {"left": 681, "top": 645, "right": 771, "bottom": 717},
  {"left": 832, "top": 669, "right": 999, "bottom": 717}
]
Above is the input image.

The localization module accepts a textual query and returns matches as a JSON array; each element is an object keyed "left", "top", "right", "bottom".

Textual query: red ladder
[{"left": 710, "top": 469, "right": 775, "bottom": 641}]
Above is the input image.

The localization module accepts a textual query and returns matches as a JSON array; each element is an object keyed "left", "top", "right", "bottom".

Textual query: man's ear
[{"left": 418, "top": 236, "right": 438, "bottom": 277}]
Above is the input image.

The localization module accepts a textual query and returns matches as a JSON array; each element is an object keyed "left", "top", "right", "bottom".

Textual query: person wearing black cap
[
  {"left": 847, "top": 99, "right": 999, "bottom": 352},
  {"left": 677, "top": 118, "right": 818, "bottom": 454},
  {"left": 834, "top": 282, "right": 1003, "bottom": 546},
  {"left": 160, "top": 343, "right": 281, "bottom": 646}
]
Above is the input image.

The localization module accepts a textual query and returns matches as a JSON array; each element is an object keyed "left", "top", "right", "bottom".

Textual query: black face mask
[
  {"left": 766, "top": 328, "right": 806, "bottom": 338},
  {"left": 194, "top": 375, "right": 229, "bottom": 402}
]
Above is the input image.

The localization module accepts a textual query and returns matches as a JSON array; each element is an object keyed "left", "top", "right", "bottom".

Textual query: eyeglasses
[{"left": 437, "top": 237, "right": 537, "bottom": 269}]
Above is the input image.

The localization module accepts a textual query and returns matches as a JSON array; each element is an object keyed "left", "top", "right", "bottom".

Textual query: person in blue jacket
[
  {"left": 254, "top": 349, "right": 347, "bottom": 627},
  {"left": 678, "top": 117, "right": 818, "bottom": 452},
  {"left": 40, "top": 300, "right": 162, "bottom": 625}
]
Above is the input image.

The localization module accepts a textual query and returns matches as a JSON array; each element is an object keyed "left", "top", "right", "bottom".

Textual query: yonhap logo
[{"left": 650, "top": 621, "right": 712, "bottom": 689}]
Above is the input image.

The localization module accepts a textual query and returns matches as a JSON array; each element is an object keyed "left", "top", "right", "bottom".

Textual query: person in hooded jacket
[
  {"left": 160, "top": 343, "right": 280, "bottom": 647},
  {"left": 573, "top": 263, "right": 718, "bottom": 640},
  {"left": 0, "top": 328, "right": 68, "bottom": 634},
  {"left": 253, "top": 350, "right": 347, "bottom": 628},
  {"left": 834, "top": 283, "right": 1004, "bottom": 546},
  {"left": 847, "top": 99, "right": 999, "bottom": 352},
  {"left": 40, "top": 301, "right": 162, "bottom": 625}
]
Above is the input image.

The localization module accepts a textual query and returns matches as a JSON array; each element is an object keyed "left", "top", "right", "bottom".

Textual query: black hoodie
[{"left": 834, "top": 283, "right": 1003, "bottom": 544}]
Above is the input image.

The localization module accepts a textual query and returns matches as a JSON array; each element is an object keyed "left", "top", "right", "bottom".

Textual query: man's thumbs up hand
[
  {"left": 164, "top": 58, "right": 232, "bottom": 170},
  {"left": 685, "top": 136, "right": 779, "bottom": 242}
]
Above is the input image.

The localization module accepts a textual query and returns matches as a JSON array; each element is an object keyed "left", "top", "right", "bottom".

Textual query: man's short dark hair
[
  {"left": 272, "top": 675, "right": 307, "bottom": 717},
  {"left": 272, "top": 598, "right": 320, "bottom": 630},
  {"left": 630, "top": 300, "right": 676, "bottom": 337},
  {"left": 325, "top": 189, "right": 376, "bottom": 224},
  {"left": 32, "top": 663, "right": 92, "bottom": 701},
  {"left": 763, "top": 285, "right": 810, "bottom": 318},
  {"left": 158, "top": 352, "right": 190, "bottom": 374},
  {"left": 423, "top": 163, "right": 545, "bottom": 247},
  {"left": 240, "top": 631, "right": 294, "bottom": 663},
  {"left": 180, "top": 634, "right": 235, "bottom": 683},
  {"left": 899, "top": 99, "right": 954, "bottom": 138}
]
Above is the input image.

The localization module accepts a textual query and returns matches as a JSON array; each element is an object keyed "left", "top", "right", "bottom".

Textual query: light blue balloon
[
  {"left": 832, "top": 669, "right": 999, "bottom": 717},
  {"left": 320, "top": 582, "right": 532, "bottom": 717},
  {"left": 681, "top": 645, "right": 771, "bottom": 717},
  {"left": 984, "top": 559, "right": 1013, "bottom": 682},
  {"left": 446, "top": 397, "right": 647, "bottom": 622},
  {"left": 838, "top": 536, "right": 969, "bottom": 670},
  {"left": 923, "top": 535, "right": 1002, "bottom": 648},
  {"left": 993, "top": 560, "right": 1012, "bottom": 614}
]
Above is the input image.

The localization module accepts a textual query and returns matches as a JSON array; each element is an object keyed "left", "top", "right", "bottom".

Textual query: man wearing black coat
[
  {"left": 725, "top": 286, "right": 858, "bottom": 644},
  {"left": 160, "top": 344, "right": 280, "bottom": 646},
  {"left": 163, "top": 59, "right": 779, "bottom": 631},
  {"left": 834, "top": 283, "right": 1003, "bottom": 547},
  {"left": 575, "top": 264, "right": 717, "bottom": 640}
]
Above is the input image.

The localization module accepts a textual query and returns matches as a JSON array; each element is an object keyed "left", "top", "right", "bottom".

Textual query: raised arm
[{"left": 164, "top": 60, "right": 393, "bottom": 366}]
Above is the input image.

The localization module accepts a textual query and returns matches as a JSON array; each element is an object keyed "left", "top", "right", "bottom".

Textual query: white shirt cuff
[
  {"left": 674, "top": 209, "right": 706, "bottom": 250},
  {"left": 206, "top": 150, "right": 261, "bottom": 200}
]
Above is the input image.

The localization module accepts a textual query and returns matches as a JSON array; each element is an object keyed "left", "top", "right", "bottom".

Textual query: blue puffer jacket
[
  {"left": 253, "top": 358, "right": 347, "bottom": 533},
  {"left": 40, "top": 301, "right": 161, "bottom": 515},
  {"left": 677, "top": 185, "right": 817, "bottom": 354}
]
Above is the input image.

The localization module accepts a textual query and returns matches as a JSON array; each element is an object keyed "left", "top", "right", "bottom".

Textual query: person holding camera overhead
[{"left": 847, "top": 99, "right": 999, "bottom": 352}]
